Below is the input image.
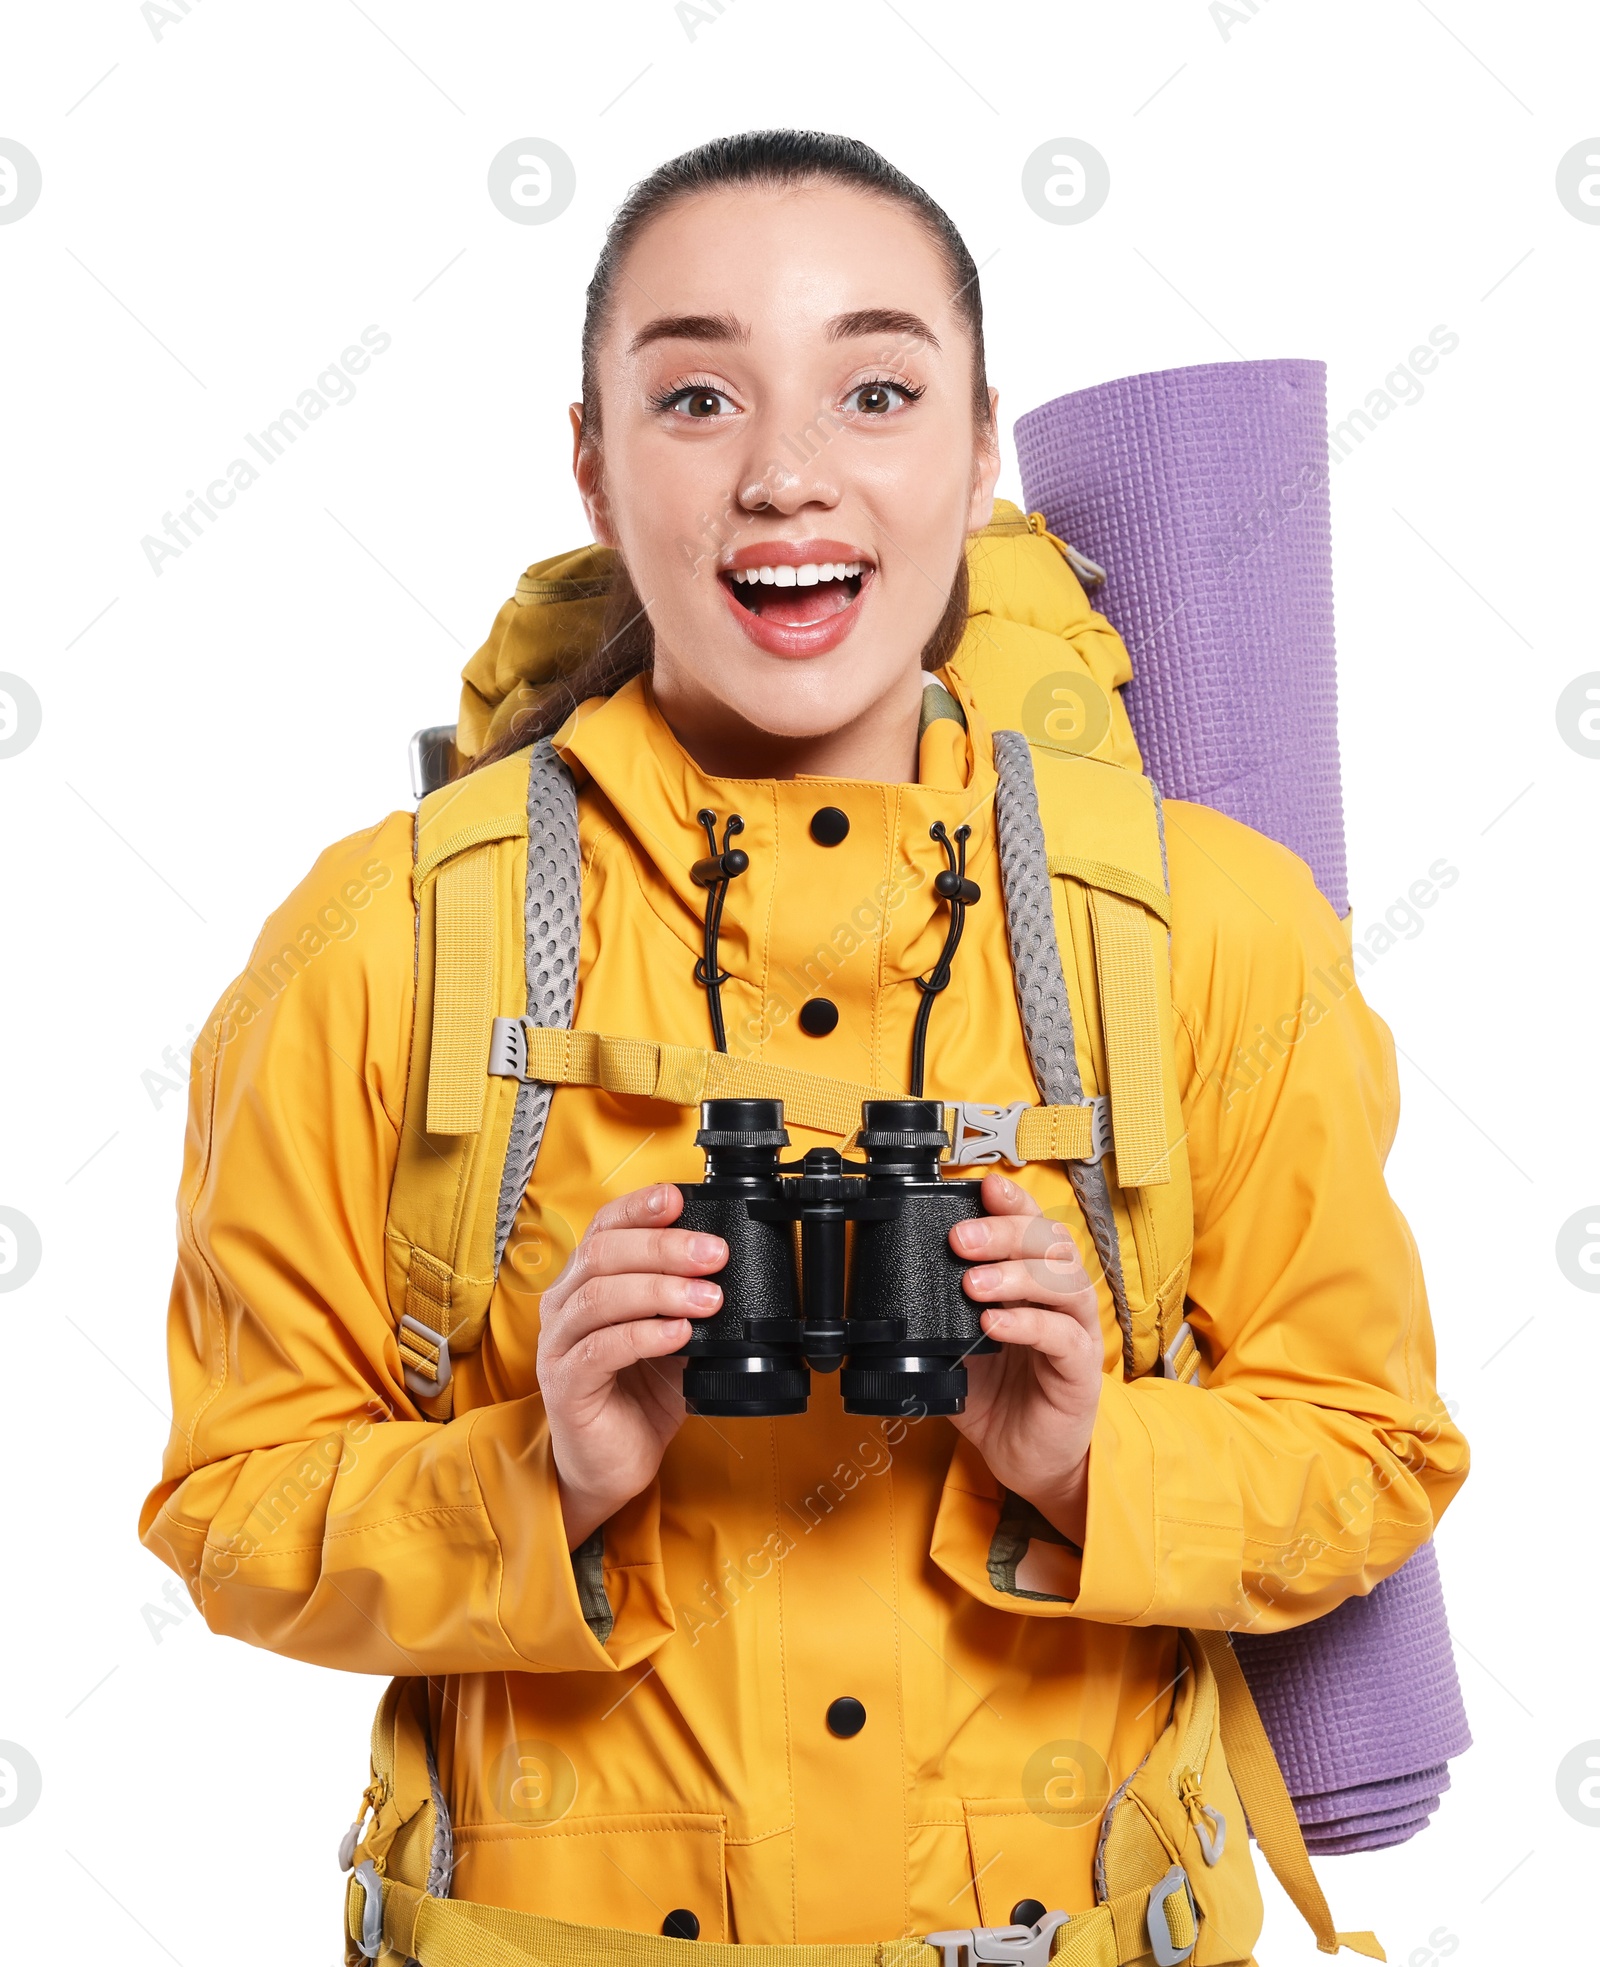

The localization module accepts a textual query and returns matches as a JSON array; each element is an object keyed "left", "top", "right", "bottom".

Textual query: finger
[
  {"left": 951, "top": 1209, "right": 1077, "bottom": 1264},
  {"left": 544, "top": 1185, "right": 687, "bottom": 1312},
  {"left": 561, "top": 1223, "right": 729, "bottom": 1294},
  {"left": 556, "top": 1310, "right": 695, "bottom": 1402},
  {"left": 980, "top": 1172, "right": 1041, "bottom": 1217},
  {"left": 546, "top": 1270, "right": 723, "bottom": 1354},
  {"left": 978, "top": 1300, "right": 1103, "bottom": 1370},
  {"left": 963, "top": 1252, "right": 1095, "bottom": 1314},
  {"left": 584, "top": 1182, "right": 686, "bottom": 1238}
]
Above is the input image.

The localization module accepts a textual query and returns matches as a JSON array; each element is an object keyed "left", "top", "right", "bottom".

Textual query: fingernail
[
  {"left": 1045, "top": 1242, "right": 1075, "bottom": 1262},
  {"left": 687, "top": 1280, "right": 722, "bottom": 1310},
  {"left": 998, "top": 1177, "right": 1015, "bottom": 1200},
  {"left": 645, "top": 1187, "right": 668, "bottom": 1214},
  {"left": 688, "top": 1234, "right": 725, "bottom": 1265},
  {"left": 956, "top": 1220, "right": 989, "bottom": 1250},
  {"left": 969, "top": 1265, "right": 1000, "bottom": 1289}
]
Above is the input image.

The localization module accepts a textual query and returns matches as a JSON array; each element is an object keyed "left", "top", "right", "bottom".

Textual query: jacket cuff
[
  {"left": 930, "top": 1379, "right": 1160, "bottom": 1619},
  {"left": 467, "top": 1400, "right": 675, "bottom": 1669}
]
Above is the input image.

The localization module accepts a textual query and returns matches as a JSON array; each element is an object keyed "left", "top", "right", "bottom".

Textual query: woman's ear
[
  {"left": 570, "top": 404, "right": 614, "bottom": 545},
  {"left": 967, "top": 386, "right": 1003, "bottom": 533}
]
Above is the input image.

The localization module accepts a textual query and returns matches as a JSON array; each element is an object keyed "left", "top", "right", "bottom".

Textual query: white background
[{"left": 3, "top": 1, "right": 1598, "bottom": 1960}]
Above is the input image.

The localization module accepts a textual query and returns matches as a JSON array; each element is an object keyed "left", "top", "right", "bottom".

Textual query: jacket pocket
[
  {"left": 961, "top": 1797, "right": 1104, "bottom": 1926},
  {"left": 450, "top": 1810, "right": 729, "bottom": 1939}
]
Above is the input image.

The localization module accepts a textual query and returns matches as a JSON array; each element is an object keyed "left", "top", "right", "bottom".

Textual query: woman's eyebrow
[
  {"left": 628, "top": 312, "right": 747, "bottom": 353},
  {"left": 827, "top": 307, "right": 939, "bottom": 348}
]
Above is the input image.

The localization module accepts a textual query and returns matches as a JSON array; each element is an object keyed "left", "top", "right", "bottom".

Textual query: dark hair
[{"left": 473, "top": 131, "right": 984, "bottom": 770}]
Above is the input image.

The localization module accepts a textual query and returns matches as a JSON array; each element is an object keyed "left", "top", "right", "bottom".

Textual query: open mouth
[{"left": 722, "top": 559, "right": 869, "bottom": 630}]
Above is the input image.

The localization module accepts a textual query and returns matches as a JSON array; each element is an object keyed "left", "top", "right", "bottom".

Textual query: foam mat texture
[
  {"left": 1016, "top": 359, "right": 1349, "bottom": 916},
  {"left": 1016, "top": 362, "right": 1469, "bottom": 1847}
]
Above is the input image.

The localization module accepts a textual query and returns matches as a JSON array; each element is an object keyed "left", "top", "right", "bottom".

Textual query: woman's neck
[{"left": 648, "top": 667, "right": 924, "bottom": 784}]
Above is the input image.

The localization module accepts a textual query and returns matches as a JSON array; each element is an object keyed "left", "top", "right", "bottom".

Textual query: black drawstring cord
[
  {"left": 909, "top": 821, "right": 980, "bottom": 1096},
  {"left": 690, "top": 808, "right": 748, "bottom": 1053}
]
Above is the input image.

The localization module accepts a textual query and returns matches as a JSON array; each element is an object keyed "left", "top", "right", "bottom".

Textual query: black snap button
[
  {"left": 825, "top": 1695, "right": 867, "bottom": 1738},
  {"left": 1011, "top": 1900, "right": 1047, "bottom": 1927},
  {"left": 798, "top": 997, "right": 839, "bottom": 1037},
  {"left": 809, "top": 806, "right": 850, "bottom": 846},
  {"left": 662, "top": 1909, "right": 701, "bottom": 1940}
]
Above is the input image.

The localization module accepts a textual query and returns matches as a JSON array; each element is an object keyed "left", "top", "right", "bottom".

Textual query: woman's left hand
[{"left": 946, "top": 1174, "right": 1104, "bottom": 1545}]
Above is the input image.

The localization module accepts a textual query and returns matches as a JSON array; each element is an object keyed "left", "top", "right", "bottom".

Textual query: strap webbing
[
  {"left": 427, "top": 852, "right": 498, "bottom": 1134},
  {"left": 1047, "top": 853, "right": 1171, "bottom": 926},
  {"left": 517, "top": 1026, "right": 1102, "bottom": 1162},
  {"left": 1085, "top": 890, "right": 1171, "bottom": 1187},
  {"left": 1197, "top": 1632, "right": 1385, "bottom": 1961},
  {"left": 354, "top": 1874, "right": 1193, "bottom": 1967}
]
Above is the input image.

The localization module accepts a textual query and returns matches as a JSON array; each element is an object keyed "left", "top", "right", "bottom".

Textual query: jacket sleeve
[
  {"left": 137, "top": 813, "right": 671, "bottom": 1676},
  {"left": 935, "top": 801, "right": 1468, "bottom": 1629}
]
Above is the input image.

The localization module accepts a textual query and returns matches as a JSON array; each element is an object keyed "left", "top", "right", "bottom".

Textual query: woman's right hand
[{"left": 536, "top": 1183, "right": 727, "bottom": 1550}]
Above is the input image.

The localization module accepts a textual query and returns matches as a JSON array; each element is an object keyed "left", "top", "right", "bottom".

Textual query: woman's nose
[{"left": 734, "top": 414, "right": 842, "bottom": 515}]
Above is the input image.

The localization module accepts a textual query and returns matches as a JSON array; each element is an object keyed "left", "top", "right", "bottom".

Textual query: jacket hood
[{"left": 455, "top": 500, "right": 1143, "bottom": 774}]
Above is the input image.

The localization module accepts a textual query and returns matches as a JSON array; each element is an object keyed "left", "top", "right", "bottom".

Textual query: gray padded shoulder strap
[
  {"left": 493, "top": 742, "right": 581, "bottom": 1265},
  {"left": 991, "top": 729, "right": 1134, "bottom": 1373}
]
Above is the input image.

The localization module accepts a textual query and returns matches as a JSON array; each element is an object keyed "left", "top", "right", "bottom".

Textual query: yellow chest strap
[{"left": 489, "top": 1019, "right": 1114, "bottom": 1168}]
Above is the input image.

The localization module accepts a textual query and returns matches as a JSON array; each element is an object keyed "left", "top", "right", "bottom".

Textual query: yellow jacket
[{"left": 140, "top": 535, "right": 1466, "bottom": 1949}]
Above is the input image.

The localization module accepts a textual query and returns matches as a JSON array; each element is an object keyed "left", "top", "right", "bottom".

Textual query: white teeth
[{"left": 730, "top": 560, "right": 867, "bottom": 585}]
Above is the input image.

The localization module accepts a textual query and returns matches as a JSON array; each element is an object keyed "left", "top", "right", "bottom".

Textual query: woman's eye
[
  {"left": 663, "top": 387, "right": 736, "bottom": 419},
  {"left": 848, "top": 381, "right": 916, "bottom": 416}
]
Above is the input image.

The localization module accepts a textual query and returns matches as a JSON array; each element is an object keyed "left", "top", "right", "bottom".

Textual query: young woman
[{"left": 141, "top": 132, "right": 1466, "bottom": 1964}]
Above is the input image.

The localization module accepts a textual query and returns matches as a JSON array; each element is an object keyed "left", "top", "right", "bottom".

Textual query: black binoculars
[{"left": 672, "top": 1098, "right": 997, "bottom": 1419}]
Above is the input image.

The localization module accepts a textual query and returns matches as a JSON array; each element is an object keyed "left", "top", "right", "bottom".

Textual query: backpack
[{"left": 347, "top": 505, "right": 1381, "bottom": 1964}]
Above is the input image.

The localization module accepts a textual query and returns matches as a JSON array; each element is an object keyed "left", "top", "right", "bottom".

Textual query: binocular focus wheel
[
  {"left": 838, "top": 1358, "right": 970, "bottom": 1416},
  {"left": 684, "top": 1355, "right": 811, "bottom": 1418}
]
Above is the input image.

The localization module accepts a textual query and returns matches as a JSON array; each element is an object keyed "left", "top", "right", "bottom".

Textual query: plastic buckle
[
  {"left": 487, "top": 1015, "right": 529, "bottom": 1080},
  {"left": 352, "top": 1859, "right": 385, "bottom": 1960},
  {"left": 924, "top": 1911, "right": 1069, "bottom": 1967},
  {"left": 400, "top": 1313, "right": 453, "bottom": 1399},
  {"left": 1062, "top": 543, "right": 1107, "bottom": 589},
  {"left": 338, "top": 1793, "right": 375, "bottom": 1873},
  {"left": 949, "top": 1101, "right": 1028, "bottom": 1166},
  {"left": 1146, "top": 1865, "right": 1199, "bottom": 1966},
  {"left": 409, "top": 724, "right": 460, "bottom": 802},
  {"left": 1158, "top": 1319, "right": 1202, "bottom": 1386},
  {"left": 1083, "top": 1094, "right": 1113, "bottom": 1164},
  {"left": 1194, "top": 1803, "right": 1226, "bottom": 1866}
]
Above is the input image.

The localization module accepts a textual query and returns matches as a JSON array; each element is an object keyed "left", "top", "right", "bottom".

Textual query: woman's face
[{"left": 574, "top": 180, "right": 1000, "bottom": 777}]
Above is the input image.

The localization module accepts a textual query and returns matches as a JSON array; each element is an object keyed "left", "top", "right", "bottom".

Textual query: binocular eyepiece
[{"left": 673, "top": 1098, "right": 996, "bottom": 1419}]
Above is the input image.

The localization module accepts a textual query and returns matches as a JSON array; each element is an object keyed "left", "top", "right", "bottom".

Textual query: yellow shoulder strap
[
  {"left": 1197, "top": 1632, "right": 1385, "bottom": 1959},
  {"left": 382, "top": 747, "right": 541, "bottom": 1415},
  {"left": 1023, "top": 742, "right": 1195, "bottom": 1379}
]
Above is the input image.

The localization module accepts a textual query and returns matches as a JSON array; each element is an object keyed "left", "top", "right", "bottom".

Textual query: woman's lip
[
  {"left": 719, "top": 566, "right": 872, "bottom": 657},
  {"left": 722, "top": 539, "right": 873, "bottom": 573}
]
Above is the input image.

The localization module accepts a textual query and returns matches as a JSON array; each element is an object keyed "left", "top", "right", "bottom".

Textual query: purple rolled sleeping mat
[{"left": 1015, "top": 361, "right": 1470, "bottom": 1851}]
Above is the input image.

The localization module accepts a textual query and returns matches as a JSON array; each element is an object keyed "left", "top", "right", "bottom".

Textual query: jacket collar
[{"left": 555, "top": 672, "right": 999, "bottom": 987}]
